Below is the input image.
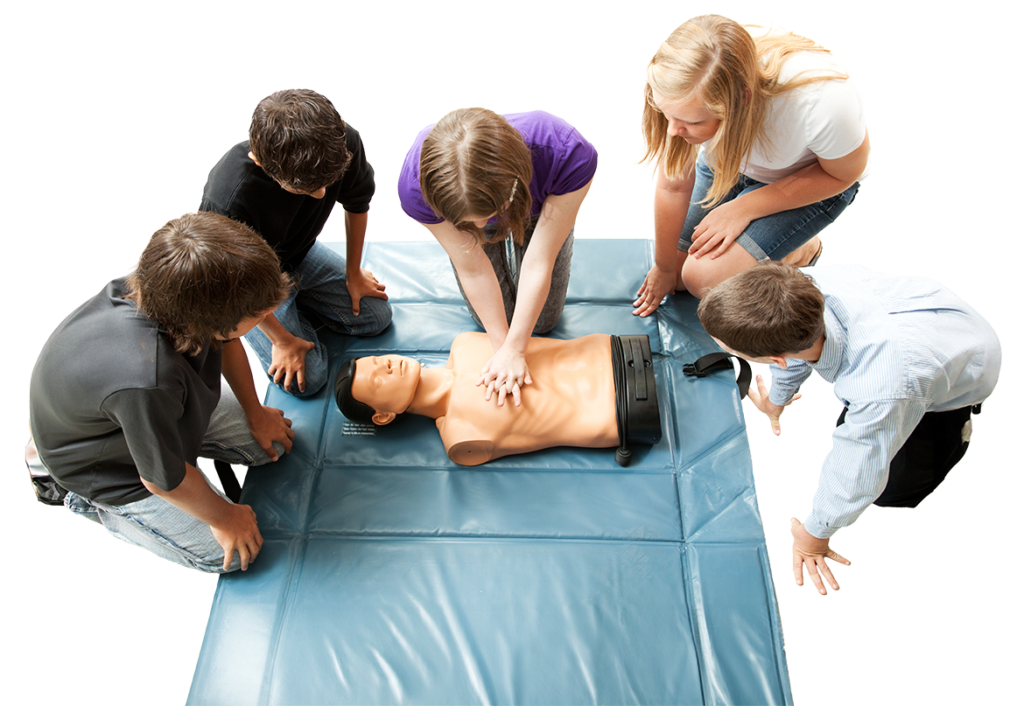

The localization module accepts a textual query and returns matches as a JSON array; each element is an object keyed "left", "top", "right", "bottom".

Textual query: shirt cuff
[{"left": 803, "top": 512, "right": 834, "bottom": 540}]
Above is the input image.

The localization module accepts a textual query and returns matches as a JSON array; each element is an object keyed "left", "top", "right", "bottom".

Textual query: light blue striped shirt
[{"left": 768, "top": 265, "right": 1001, "bottom": 539}]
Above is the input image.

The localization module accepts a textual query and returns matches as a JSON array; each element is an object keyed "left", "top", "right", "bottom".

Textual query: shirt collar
[{"left": 809, "top": 307, "right": 844, "bottom": 383}]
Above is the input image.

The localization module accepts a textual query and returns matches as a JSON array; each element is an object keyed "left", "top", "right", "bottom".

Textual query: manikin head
[{"left": 335, "top": 355, "right": 423, "bottom": 425}]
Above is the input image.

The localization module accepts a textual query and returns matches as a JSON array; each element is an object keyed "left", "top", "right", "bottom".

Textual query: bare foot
[{"left": 782, "top": 236, "right": 822, "bottom": 267}]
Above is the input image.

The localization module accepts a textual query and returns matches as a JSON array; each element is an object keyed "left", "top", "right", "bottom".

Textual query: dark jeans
[{"left": 837, "top": 405, "right": 976, "bottom": 508}]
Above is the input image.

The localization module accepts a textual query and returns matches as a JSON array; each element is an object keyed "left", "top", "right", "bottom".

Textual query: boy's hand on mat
[
  {"left": 791, "top": 518, "right": 850, "bottom": 595},
  {"left": 747, "top": 374, "right": 800, "bottom": 435},
  {"left": 248, "top": 405, "right": 295, "bottom": 461},
  {"left": 688, "top": 200, "right": 752, "bottom": 260},
  {"left": 211, "top": 503, "right": 264, "bottom": 572},
  {"left": 633, "top": 264, "right": 675, "bottom": 317},
  {"left": 346, "top": 267, "right": 388, "bottom": 316},
  {"left": 268, "top": 335, "right": 316, "bottom": 393},
  {"left": 478, "top": 346, "right": 532, "bottom": 408}
]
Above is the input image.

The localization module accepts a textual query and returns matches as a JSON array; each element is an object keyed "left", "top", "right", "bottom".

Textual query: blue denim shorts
[{"left": 678, "top": 151, "right": 860, "bottom": 261}]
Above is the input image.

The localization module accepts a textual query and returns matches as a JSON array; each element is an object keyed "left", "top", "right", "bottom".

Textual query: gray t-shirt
[{"left": 29, "top": 279, "right": 222, "bottom": 505}]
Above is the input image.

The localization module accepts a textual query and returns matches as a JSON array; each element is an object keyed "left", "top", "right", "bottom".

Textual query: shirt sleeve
[
  {"left": 397, "top": 125, "right": 444, "bottom": 224},
  {"left": 804, "top": 397, "right": 928, "bottom": 538},
  {"left": 335, "top": 125, "right": 375, "bottom": 214},
  {"left": 101, "top": 387, "right": 189, "bottom": 492},
  {"left": 547, "top": 125, "right": 598, "bottom": 196},
  {"left": 768, "top": 360, "right": 814, "bottom": 406},
  {"left": 804, "top": 76, "right": 867, "bottom": 161}
]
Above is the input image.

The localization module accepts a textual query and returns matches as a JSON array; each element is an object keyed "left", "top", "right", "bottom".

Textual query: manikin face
[
  {"left": 651, "top": 90, "right": 722, "bottom": 145},
  {"left": 352, "top": 355, "right": 423, "bottom": 417}
]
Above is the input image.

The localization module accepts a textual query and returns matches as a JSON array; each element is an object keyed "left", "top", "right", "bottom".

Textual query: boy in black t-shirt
[
  {"left": 30, "top": 213, "right": 296, "bottom": 573},
  {"left": 200, "top": 89, "right": 392, "bottom": 398}
]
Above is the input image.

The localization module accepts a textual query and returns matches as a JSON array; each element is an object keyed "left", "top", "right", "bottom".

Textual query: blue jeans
[
  {"left": 452, "top": 216, "right": 574, "bottom": 335},
  {"left": 678, "top": 151, "right": 860, "bottom": 261},
  {"left": 245, "top": 241, "right": 393, "bottom": 397},
  {"left": 63, "top": 387, "right": 279, "bottom": 573}
]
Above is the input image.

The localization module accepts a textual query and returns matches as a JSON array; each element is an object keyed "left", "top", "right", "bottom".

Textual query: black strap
[
  {"left": 688, "top": 352, "right": 753, "bottom": 397},
  {"left": 214, "top": 460, "right": 243, "bottom": 504},
  {"left": 610, "top": 335, "right": 631, "bottom": 466}
]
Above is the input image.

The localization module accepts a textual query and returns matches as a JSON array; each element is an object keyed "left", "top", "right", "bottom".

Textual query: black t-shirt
[
  {"left": 29, "top": 280, "right": 222, "bottom": 505},
  {"left": 199, "top": 125, "right": 375, "bottom": 272}
]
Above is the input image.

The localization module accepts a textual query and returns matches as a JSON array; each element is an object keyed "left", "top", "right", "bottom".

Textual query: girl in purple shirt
[{"left": 398, "top": 108, "right": 597, "bottom": 407}]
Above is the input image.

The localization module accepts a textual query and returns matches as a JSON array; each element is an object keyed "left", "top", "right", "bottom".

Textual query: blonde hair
[
  {"left": 642, "top": 15, "right": 846, "bottom": 206},
  {"left": 420, "top": 108, "right": 533, "bottom": 245}
]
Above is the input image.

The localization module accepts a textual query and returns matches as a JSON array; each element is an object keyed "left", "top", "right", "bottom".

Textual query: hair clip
[{"left": 509, "top": 177, "right": 519, "bottom": 204}]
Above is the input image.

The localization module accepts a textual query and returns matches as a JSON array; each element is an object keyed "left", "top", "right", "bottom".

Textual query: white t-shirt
[{"left": 739, "top": 48, "right": 867, "bottom": 183}]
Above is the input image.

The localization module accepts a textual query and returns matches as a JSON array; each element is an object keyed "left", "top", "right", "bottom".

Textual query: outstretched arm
[
  {"left": 482, "top": 181, "right": 592, "bottom": 406},
  {"left": 221, "top": 338, "right": 295, "bottom": 460},
  {"left": 634, "top": 167, "right": 693, "bottom": 317},
  {"left": 344, "top": 210, "right": 388, "bottom": 316}
]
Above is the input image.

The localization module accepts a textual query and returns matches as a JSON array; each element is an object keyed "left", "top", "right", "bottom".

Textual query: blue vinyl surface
[{"left": 188, "top": 240, "right": 792, "bottom": 706}]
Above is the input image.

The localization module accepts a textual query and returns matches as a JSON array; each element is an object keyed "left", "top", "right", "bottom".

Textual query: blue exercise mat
[{"left": 188, "top": 240, "right": 791, "bottom": 705}]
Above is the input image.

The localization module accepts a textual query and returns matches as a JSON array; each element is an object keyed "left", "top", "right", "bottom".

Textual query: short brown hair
[
  {"left": 127, "top": 213, "right": 292, "bottom": 354},
  {"left": 697, "top": 262, "right": 825, "bottom": 358},
  {"left": 249, "top": 89, "right": 352, "bottom": 192},
  {"left": 420, "top": 108, "right": 533, "bottom": 246}
]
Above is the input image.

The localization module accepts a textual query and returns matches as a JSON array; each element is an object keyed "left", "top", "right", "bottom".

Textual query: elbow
[{"left": 141, "top": 477, "right": 172, "bottom": 497}]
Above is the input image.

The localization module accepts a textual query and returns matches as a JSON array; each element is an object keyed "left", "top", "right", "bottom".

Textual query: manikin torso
[{"left": 436, "top": 332, "right": 618, "bottom": 465}]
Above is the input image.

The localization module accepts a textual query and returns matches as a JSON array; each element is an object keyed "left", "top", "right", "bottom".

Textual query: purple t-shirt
[{"left": 398, "top": 111, "right": 598, "bottom": 224}]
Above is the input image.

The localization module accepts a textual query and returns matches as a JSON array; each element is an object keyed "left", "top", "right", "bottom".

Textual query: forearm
[
  {"left": 220, "top": 338, "right": 264, "bottom": 420},
  {"left": 805, "top": 399, "right": 925, "bottom": 538},
  {"left": 427, "top": 221, "right": 510, "bottom": 350},
  {"left": 735, "top": 162, "right": 855, "bottom": 221},
  {"left": 142, "top": 462, "right": 234, "bottom": 526},
  {"left": 255, "top": 312, "right": 297, "bottom": 347},
  {"left": 460, "top": 266, "right": 511, "bottom": 350},
  {"left": 503, "top": 261, "right": 551, "bottom": 354},
  {"left": 344, "top": 210, "right": 369, "bottom": 276},
  {"left": 501, "top": 185, "right": 587, "bottom": 348},
  {"left": 653, "top": 171, "right": 694, "bottom": 270}
]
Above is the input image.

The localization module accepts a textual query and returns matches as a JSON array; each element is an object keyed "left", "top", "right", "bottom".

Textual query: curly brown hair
[{"left": 249, "top": 89, "right": 352, "bottom": 193}]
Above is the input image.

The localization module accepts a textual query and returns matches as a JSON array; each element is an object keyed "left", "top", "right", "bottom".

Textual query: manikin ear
[
  {"left": 768, "top": 356, "right": 789, "bottom": 369},
  {"left": 742, "top": 87, "right": 752, "bottom": 104},
  {"left": 247, "top": 151, "right": 261, "bottom": 167},
  {"left": 371, "top": 411, "right": 396, "bottom": 426}
]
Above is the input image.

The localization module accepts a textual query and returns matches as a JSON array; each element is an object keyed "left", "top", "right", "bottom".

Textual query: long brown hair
[
  {"left": 420, "top": 108, "right": 534, "bottom": 245},
  {"left": 127, "top": 213, "right": 292, "bottom": 354},
  {"left": 642, "top": 15, "right": 846, "bottom": 206}
]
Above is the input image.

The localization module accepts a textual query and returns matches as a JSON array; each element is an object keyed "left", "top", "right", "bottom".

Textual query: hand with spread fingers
[
  {"left": 633, "top": 264, "right": 677, "bottom": 317},
  {"left": 268, "top": 335, "right": 316, "bottom": 394},
  {"left": 346, "top": 267, "right": 388, "bottom": 316},
  {"left": 791, "top": 518, "right": 851, "bottom": 595}
]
